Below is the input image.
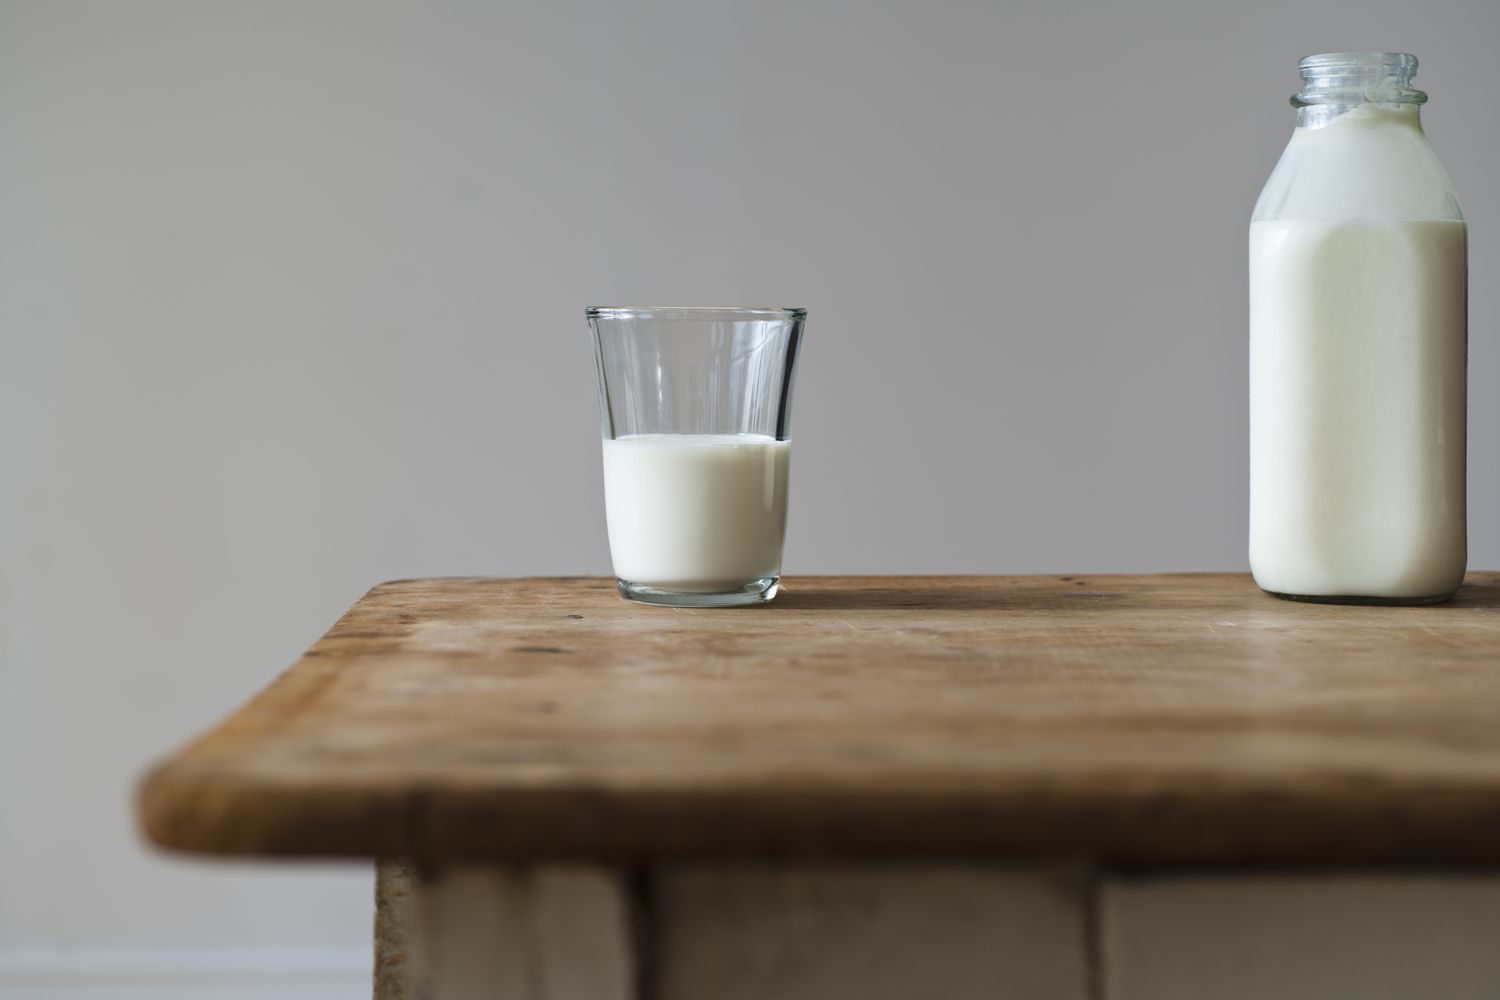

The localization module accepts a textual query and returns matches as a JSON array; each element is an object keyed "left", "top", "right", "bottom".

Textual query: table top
[{"left": 139, "top": 574, "right": 1500, "bottom": 867}]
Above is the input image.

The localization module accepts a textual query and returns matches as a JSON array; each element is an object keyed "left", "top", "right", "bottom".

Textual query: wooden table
[{"left": 139, "top": 575, "right": 1500, "bottom": 1000}]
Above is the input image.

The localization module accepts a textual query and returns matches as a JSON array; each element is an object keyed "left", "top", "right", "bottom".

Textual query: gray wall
[{"left": 2, "top": 0, "right": 1496, "bottom": 993}]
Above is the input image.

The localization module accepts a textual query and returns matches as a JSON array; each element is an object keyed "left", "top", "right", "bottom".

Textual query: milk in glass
[{"left": 603, "top": 434, "right": 790, "bottom": 592}]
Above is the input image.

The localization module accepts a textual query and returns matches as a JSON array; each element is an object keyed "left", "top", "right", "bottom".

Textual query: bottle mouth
[
  {"left": 586, "top": 306, "right": 806, "bottom": 322},
  {"left": 1292, "top": 51, "right": 1426, "bottom": 107}
]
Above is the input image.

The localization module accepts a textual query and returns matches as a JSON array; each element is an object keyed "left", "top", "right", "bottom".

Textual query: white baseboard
[{"left": 0, "top": 948, "right": 370, "bottom": 999}]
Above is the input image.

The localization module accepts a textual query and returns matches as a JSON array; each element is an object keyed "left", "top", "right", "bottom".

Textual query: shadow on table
[
  {"left": 1260, "top": 578, "right": 1500, "bottom": 611},
  {"left": 775, "top": 575, "right": 1500, "bottom": 613},
  {"left": 775, "top": 580, "right": 1133, "bottom": 613},
  {"left": 1442, "top": 578, "right": 1500, "bottom": 609}
]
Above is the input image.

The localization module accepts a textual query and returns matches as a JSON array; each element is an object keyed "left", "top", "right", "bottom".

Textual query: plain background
[{"left": 2, "top": 0, "right": 1496, "bottom": 996}]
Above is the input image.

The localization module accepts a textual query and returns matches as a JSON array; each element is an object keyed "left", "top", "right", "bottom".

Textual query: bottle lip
[
  {"left": 1292, "top": 52, "right": 1427, "bottom": 108},
  {"left": 587, "top": 306, "right": 807, "bottom": 322},
  {"left": 1299, "top": 51, "right": 1418, "bottom": 76}
]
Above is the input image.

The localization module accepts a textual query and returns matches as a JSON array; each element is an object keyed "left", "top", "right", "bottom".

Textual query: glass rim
[
  {"left": 586, "top": 305, "right": 806, "bottom": 322},
  {"left": 1299, "top": 51, "right": 1417, "bottom": 71}
]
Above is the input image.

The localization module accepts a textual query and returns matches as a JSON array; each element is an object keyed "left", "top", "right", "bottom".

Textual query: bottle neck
[
  {"left": 1296, "top": 102, "right": 1423, "bottom": 129},
  {"left": 1292, "top": 52, "right": 1427, "bottom": 129}
]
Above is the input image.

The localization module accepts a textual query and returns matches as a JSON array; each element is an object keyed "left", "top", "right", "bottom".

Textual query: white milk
[
  {"left": 1249, "top": 219, "right": 1466, "bottom": 598},
  {"left": 1250, "top": 102, "right": 1467, "bottom": 600},
  {"left": 602, "top": 434, "right": 789, "bottom": 592}
]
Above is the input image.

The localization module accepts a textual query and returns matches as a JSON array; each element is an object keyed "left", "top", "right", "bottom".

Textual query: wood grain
[{"left": 138, "top": 574, "right": 1500, "bottom": 866}]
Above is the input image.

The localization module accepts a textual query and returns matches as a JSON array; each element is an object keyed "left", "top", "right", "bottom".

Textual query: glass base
[
  {"left": 616, "top": 576, "right": 780, "bottom": 608},
  {"left": 1263, "top": 589, "right": 1455, "bottom": 607}
]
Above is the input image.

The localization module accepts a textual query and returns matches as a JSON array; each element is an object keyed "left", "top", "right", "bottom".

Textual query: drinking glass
[{"left": 587, "top": 306, "right": 806, "bottom": 607}]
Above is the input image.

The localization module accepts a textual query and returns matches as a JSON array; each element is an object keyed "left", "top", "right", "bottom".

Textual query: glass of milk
[
  {"left": 1250, "top": 53, "right": 1466, "bottom": 604},
  {"left": 588, "top": 306, "right": 806, "bottom": 607}
]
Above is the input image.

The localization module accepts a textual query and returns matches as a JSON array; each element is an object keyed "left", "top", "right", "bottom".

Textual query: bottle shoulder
[{"left": 1251, "top": 108, "right": 1464, "bottom": 223}]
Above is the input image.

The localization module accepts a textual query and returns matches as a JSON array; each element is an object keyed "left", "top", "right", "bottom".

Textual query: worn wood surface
[
  {"left": 139, "top": 574, "right": 1500, "bottom": 865},
  {"left": 375, "top": 862, "right": 419, "bottom": 1000}
]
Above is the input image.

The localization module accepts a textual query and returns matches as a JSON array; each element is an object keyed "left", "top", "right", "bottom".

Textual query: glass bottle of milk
[{"left": 1250, "top": 52, "right": 1466, "bottom": 604}]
